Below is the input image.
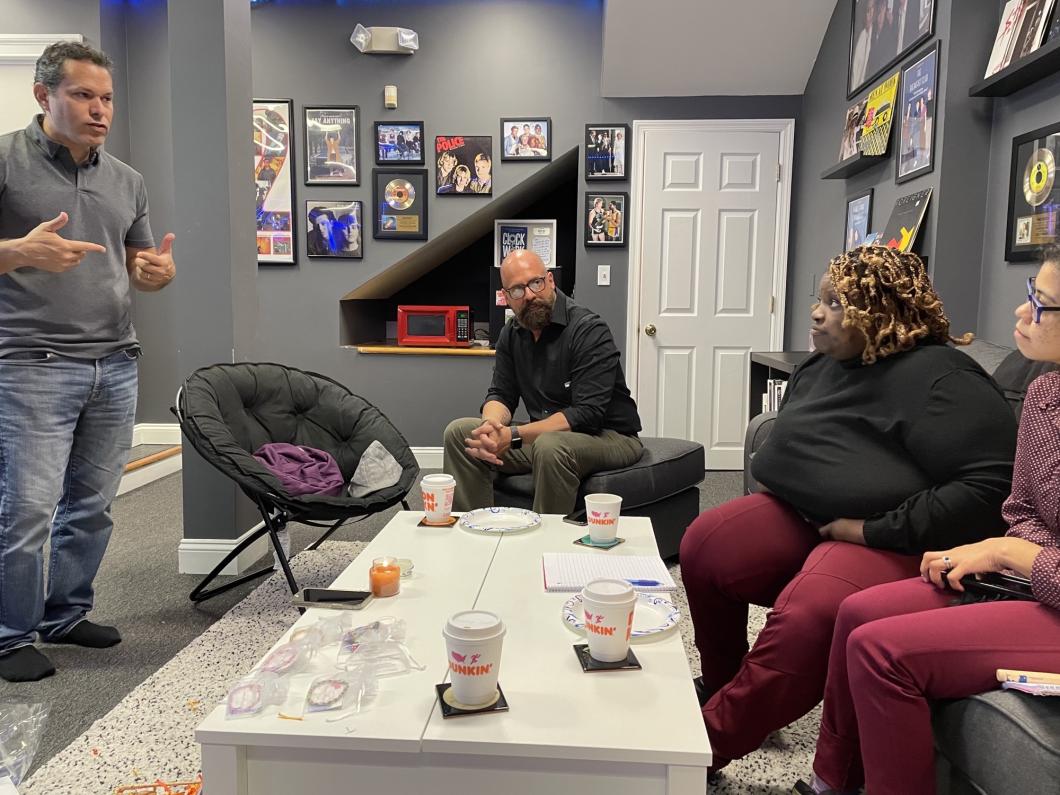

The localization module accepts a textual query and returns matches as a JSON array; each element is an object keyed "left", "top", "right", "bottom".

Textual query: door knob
[{"left": 644, "top": 324, "right": 657, "bottom": 337}]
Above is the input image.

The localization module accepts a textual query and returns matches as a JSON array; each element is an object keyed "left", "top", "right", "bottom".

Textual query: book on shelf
[{"left": 761, "top": 378, "right": 788, "bottom": 413}]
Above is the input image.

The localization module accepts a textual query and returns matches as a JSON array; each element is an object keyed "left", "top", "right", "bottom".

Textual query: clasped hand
[{"left": 464, "top": 419, "right": 510, "bottom": 466}]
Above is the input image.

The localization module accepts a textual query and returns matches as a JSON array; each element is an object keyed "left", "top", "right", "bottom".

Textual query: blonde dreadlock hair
[{"left": 828, "top": 245, "right": 973, "bottom": 365}]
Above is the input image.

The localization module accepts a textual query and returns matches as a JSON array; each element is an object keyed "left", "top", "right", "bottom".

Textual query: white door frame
[{"left": 624, "top": 118, "right": 795, "bottom": 404}]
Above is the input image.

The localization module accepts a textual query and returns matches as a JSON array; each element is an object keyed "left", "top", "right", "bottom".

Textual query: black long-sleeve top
[
  {"left": 484, "top": 289, "right": 641, "bottom": 436},
  {"left": 751, "top": 344, "right": 1018, "bottom": 554}
]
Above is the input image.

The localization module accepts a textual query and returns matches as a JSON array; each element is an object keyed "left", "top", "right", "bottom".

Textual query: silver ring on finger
[{"left": 942, "top": 555, "right": 952, "bottom": 571}]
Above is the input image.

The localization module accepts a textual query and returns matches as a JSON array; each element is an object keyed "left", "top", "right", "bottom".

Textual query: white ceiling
[{"left": 601, "top": 0, "right": 836, "bottom": 97}]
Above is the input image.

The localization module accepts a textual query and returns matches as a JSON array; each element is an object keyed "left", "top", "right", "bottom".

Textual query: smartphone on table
[{"left": 293, "top": 587, "right": 374, "bottom": 610}]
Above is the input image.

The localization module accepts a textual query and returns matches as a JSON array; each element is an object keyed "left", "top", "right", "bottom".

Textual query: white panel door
[{"left": 633, "top": 123, "right": 787, "bottom": 470}]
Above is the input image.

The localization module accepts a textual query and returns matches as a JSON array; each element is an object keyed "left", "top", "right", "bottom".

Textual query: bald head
[
  {"left": 500, "top": 248, "right": 546, "bottom": 286},
  {"left": 500, "top": 248, "right": 555, "bottom": 333}
]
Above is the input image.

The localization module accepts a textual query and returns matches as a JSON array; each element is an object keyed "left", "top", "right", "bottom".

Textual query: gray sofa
[{"left": 743, "top": 339, "right": 1060, "bottom": 795}]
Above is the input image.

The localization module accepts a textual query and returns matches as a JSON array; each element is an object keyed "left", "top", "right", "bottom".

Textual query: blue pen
[{"left": 626, "top": 579, "right": 662, "bottom": 587}]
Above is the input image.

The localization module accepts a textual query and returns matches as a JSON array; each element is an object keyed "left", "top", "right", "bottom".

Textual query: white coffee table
[{"left": 196, "top": 512, "right": 711, "bottom": 794}]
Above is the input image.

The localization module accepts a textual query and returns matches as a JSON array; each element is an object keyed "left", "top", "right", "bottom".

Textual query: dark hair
[
  {"left": 34, "top": 42, "right": 113, "bottom": 92},
  {"left": 827, "top": 245, "right": 972, "bottom": 365},
  {"left": 1040, "top": 243, "right": 1060, "bottom": 268}
]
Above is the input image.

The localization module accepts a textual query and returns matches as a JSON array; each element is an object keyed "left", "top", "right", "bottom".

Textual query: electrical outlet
[{"left": 597, "top": 265, "right": 611, "bottom": 286}]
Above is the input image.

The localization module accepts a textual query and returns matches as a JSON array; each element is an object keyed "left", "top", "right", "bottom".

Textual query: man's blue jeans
[{"left": 0, "top": 350, "right": 137, "bottom": 652}]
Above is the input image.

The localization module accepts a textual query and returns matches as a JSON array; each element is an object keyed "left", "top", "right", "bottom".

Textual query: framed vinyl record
[
  {"left": 372, "top": 168, "right": 428, "bottom": 240},
  {"left": 1007, "top": 121, "right": 1060, "bottom": 262}
]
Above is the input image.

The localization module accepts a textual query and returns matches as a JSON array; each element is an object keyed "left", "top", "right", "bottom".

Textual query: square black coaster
[
  {"left": 573, "top": 534, "right": 625, "bottom": 550},
  {"left": 418, "top": 515, "right": 458, "bottom": 527},
  {"left": 435, "top": 682, "right": 510, "bottom": 717},
  {"left": 573, "top": 643, "right": 642, "bottom": 672}
]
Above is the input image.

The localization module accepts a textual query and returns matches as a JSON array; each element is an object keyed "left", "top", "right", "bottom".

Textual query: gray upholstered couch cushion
[
  {"left": 495, "top": 437, "right": 704, "bottom": 510},
  {"left": 933, "top": 690, "right": 1060, "bottom": 794}
]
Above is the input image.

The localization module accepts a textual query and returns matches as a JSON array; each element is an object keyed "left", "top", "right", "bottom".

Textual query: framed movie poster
[
  {"left": 585, "top": 124, "right": 630, "bottom": 180},
  {"left": 848, "top": 0, "right": 935, "bottom": 98},
  {"left": 375, "top": 121, "right": 424, "bottom": 164},
  {"left": 254, "top": 98, "right": 295, "bottom": 264},
  {"left": 303, "top": 105, "right": 358, "bottom": 185},
  {"left": 585, "top": 192, "right": 628, "bottom": 247},
  {"left": 305, "top": 200, "right": 363, "bottom": 259},
  {"left": 500, "top": 117, "right": 551, "bottom": 161},
  {"left": 845, "top": 189, "right": 874, "bottom": 251},
  {"left": 896, "top": 42, "right": 938, "bottom": 184},
  {"left": 881, "top": 187, "right": 932, "bottom": 253},
  {"left": 1006, "top": 121, "right": 1060, "bottom": 262},
  {"left": 372, "top": 168, "right": 428, "bottom": 241},
  {"left": 435, "top": 135, "right": 492, "bottom": 195}
]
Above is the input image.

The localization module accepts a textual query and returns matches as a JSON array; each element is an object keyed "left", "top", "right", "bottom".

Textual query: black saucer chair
[{"left": 172, "top": 362, "right": 419, "bottom": 603}]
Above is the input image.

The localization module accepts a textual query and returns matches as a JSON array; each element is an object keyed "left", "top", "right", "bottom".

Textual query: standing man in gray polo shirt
[{"left": 0, "top": 42, "right": 176, "bottom": 682}]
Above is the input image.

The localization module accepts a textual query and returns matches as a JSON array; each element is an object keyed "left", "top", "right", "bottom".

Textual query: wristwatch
[{"left": 508, "top": 425, "right": 523, "bottom": 450}]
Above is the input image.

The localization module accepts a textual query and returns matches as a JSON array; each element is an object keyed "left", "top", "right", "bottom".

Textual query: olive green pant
[{"left": 442, "top": 417, "right": 643, "bottom": 515}]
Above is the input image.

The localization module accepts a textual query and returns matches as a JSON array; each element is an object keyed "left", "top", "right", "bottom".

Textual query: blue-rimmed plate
[
  {"left": 459, "top": 507, "right": 542, "bottom": 534},
  {"left": 562, "top": 593, "right": 680, "bottom": 641}
]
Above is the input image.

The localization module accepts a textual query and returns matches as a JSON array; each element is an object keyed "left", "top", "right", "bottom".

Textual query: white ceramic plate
[
  {"left": 562, "top": 592, "right": 681, "bottom": 641},
  {"left": 459, "top": 507, "right": 542, "bottom": 534}
]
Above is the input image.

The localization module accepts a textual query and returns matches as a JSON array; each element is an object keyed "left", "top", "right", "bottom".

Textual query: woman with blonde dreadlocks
[{"left": 680, "top": 246, "right": 1018, "bottom": 783}]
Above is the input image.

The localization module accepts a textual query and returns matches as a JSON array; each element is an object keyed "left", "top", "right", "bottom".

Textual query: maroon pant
[
  {"left": 679, "top": 493, "right": 920, "bottom": 762},
  {"left": 814, "top": 577, "right": 1060, "bottom": 794}
]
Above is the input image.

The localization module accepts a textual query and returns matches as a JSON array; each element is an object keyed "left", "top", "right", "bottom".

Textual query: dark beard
[{"left": 516, "top": 299, "right": 553, "bottom": 331}]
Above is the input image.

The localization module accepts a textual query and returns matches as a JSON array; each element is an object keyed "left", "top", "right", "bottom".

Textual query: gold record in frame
[
  {"left": 384, "top": 178, "right": 415, "bottom": 210},
  {"left": 1023, "top": 148, "right": 1055, "bottom": 208}
]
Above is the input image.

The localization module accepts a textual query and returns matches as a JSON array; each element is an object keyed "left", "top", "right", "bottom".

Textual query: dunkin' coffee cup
[
  {"left": 422, "top": 474, "right": 456, "bottom": 523},
  {"left": 581, "top": 579, "right": 636, "bottom": 662},
  {"left": 585, "top": 493, "right": 622, "bottom": 543},
  {"left": 443, "top": 610, "right": 505, "bottom": 706}
]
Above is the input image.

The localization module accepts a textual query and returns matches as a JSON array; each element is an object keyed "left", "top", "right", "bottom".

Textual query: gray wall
[
  {"left": 245, "top": 0, "right": 800, "bottom": 445},
  {"left": 788, "top": 0, "right": 998, "bottom": 346}
]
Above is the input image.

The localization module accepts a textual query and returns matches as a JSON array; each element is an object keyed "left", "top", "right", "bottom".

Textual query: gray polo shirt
[{"left": 0, "top": 116, "right": 154, "bottom": 359}]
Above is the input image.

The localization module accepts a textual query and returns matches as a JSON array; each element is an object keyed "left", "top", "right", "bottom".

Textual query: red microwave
[{"left": 397, "top": 305, "right": 472, "bottom": 347}]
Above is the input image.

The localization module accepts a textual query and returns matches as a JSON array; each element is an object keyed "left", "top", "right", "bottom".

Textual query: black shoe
[
  {"left": 792, "top": 779, "right": 845, "bottom": 795},
  {"left": 693, "top": 675, "right": 709, "bottom": 707}
]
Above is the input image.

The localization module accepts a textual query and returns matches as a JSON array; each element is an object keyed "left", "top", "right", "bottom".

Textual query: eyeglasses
[
  {"left": 503, "top": 275, "right": 547, "bottom": 300},
  {"left": 1027, "top": 276, "right": 1060, "bottom": 324}
]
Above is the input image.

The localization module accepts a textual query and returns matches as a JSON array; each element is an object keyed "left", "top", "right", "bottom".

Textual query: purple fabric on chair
[{"left": 252, "top": 442, "right": 345, "bottom": 497}]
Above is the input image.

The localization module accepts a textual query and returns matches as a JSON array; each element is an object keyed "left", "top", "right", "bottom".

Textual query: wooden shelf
[
  {"left": 820, "top": 151, "right": 887, "bottom": 180},
  {"left": 348, "top": 343, "right": 495, "bottom": 356},
  {"left": 970, "top": 36, "right": 1060, "bottom": 97}
]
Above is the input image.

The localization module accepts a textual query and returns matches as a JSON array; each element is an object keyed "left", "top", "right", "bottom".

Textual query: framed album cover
[
  {"left": 585, "top": 192, "right": 628, "bottom": 247},
  {"left": 372, "top": 168, "right": 428, "bottom": 241},
  {"left": 375, "top": 121, "right": 424, "bottom": 164},
  {"left": 500, "top": 117, "right": 551, "bottom": 161},
  {"left": 844, "top": 189, "right": 874, "bottom": 251},
  {"left": 838, "top": 99, "right": 868, "bottom": 161},
  {"left": 303, "top": 105, "right": 359, "bottom": 185},
  {"left": 305, "top": 200, "right": 363, "bottom": 259},
  {"left": 880, "top": 187, "right": 932, "bottom": 253},
  {"left": 585, "top": 124, "right": 630, "bottom": 180},
  {"left": 254, "top": 98, "right": 295, "bottom": 264},
  {"left": 896, "top": 42, "right": 938, "bottom": 184},
  {"left": 435, "top": 135, "right": 492, "bottom": 195},
  {"left": 848, "top": 0, "right": 935, "bottom": 98},
  {"left": 1006, "top": 121, "right": 1060, "bottom": 262}
]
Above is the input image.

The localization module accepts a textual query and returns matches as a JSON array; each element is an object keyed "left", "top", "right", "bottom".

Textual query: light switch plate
[{"left": 597, "top": 265, "right": 611, "bottom": 286}]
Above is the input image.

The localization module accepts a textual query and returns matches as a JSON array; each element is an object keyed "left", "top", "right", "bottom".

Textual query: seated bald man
[{"left": 443, "top": 249, "right": 643, "bottom": 515}]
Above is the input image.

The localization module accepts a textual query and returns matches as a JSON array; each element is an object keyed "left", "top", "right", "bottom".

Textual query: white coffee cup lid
[
  {"left": 423, "top": 473, "right": 455, "bottom": 485},
  {"left": 585, "top": 493, "right": 622, "bottom": 505},
  {"left": 582, "top": 578, "right": 635, "bottom": 603},
  {"left": 444, "top": 609, "right": 505, "bottom": 641}
]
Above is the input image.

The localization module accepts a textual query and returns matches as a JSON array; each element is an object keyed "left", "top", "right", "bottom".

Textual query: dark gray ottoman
[
  {"left": 494, "top": 437, "right": 705, "bottom": 559},
  {"left": 933, "top": 689, "right": 1060, "bottom": 794}
]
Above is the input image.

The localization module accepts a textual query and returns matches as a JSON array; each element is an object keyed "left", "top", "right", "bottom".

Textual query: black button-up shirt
[{"left": 485, "top": 289, "right": 641, "bottom": 436}]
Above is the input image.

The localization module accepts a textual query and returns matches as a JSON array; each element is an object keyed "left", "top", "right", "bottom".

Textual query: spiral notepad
[{"left": 541, "top": 553, "right": 676, "bottom": 593}]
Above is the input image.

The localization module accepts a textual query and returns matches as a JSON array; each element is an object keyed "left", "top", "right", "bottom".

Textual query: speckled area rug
[{"left": 22, "top": 547, "right": 816, "bottom": 795}]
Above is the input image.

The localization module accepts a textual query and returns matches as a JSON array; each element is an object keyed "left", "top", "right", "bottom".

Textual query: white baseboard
[
  {"left": 117, "top": 453, "right": 182, "bottom": 496},
  {"left": 412, "top": 446, "right": 442, "bottom": 469},
  {"left": 178, "top": 521, "right": 269, "bottom": 576},
  {"left": 133, "top": 422, "right": 181, "bottom": 446}
]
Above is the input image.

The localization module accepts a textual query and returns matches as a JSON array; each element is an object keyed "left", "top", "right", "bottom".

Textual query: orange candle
[{"left": 370, "top": 557, "right": 401, "bottom": 597}]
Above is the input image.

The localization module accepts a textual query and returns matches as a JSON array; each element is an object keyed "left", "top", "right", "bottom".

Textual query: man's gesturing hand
[{"left": 18, "top": 212, "right": 106, "bottom": 272}]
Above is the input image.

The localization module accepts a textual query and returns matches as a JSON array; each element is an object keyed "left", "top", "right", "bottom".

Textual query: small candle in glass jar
[{"left": 370, "top": 556, "right": 401, "bottom": 597}]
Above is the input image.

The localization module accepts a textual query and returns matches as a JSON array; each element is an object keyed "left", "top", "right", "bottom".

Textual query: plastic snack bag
[
  {"left": 259, "top": 641, "right": 313, "bottom": 676},
  {"left": 225, "top": 671, "right": 289, "bottom": 720},
  {"left": 0, "top": 699, "right": 50, "bottom": 785},
  {"left": 304, "top": 669, "right": 378, "bottom": 716},
  {"left": 338, "top": 640, "right": 426, "bottom": 678},
  {"left": 289, "top": 613, "right": 350, "bottom": 649}
]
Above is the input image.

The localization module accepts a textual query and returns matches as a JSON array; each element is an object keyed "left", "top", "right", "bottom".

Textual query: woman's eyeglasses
[
  {"left": 503, "top": 276, "right": 547, "bottom": 300},
  {"left": 1027, "top": 276, "right": 1060, "bottom": 324}
]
